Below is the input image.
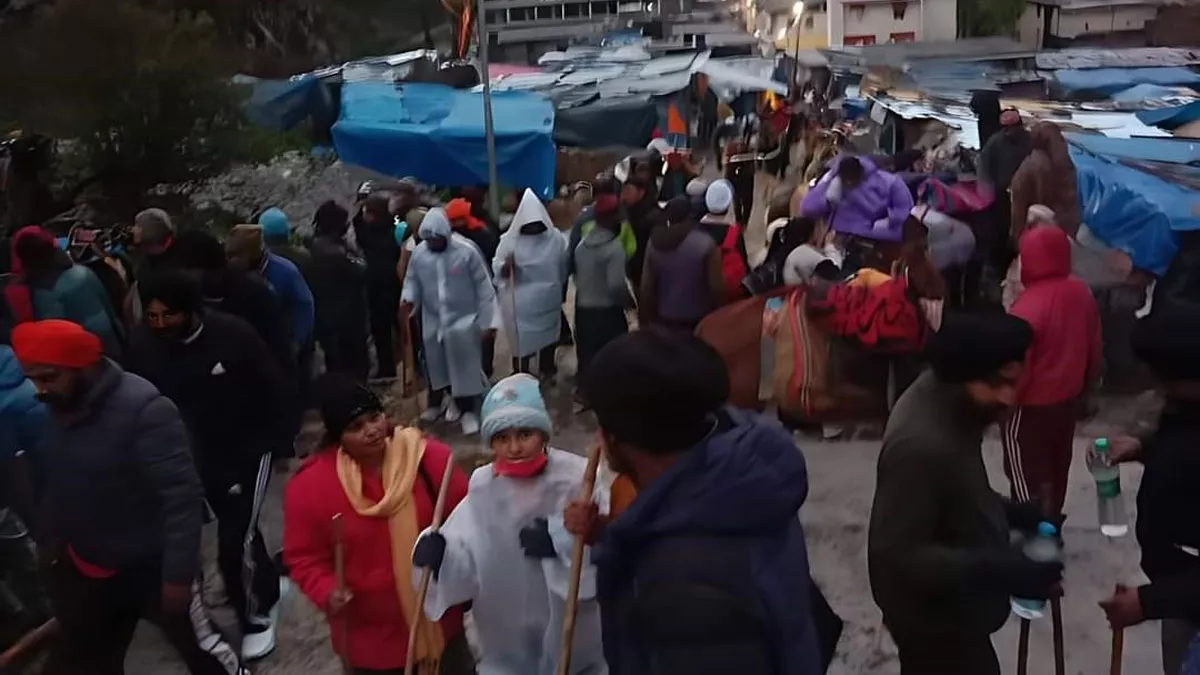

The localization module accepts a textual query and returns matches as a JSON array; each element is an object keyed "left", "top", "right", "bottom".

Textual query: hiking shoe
[
  {"left": 420, "top": 398, "right": 448, "bottom": 423},
  {"left": 460, "top": 412, "right": 480, "bottom": 436},
  {"left": 241, "top": 579, "right": 289, "bottom": 661}
]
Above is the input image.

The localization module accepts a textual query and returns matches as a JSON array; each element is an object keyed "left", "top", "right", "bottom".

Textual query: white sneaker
[
  {"left": 460, "top": 412, "right": 480, "bottom": 436},
  {"left": 420, "top": 397, "right": 448, "bottom": 422},
  {"left": 241, "top": 578, "right": 289, "bottom": 661},
  {"left": 444, "top": 399, "right": 462, "bottom": 423}
]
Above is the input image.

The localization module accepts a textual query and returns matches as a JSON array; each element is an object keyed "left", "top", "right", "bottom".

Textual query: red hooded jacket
[
  {"left": 283, "top": 438, "right": 468, "bottom": 670},
  {"left": 1010, "top": 226, "right": 1102, "bottom": 406}
]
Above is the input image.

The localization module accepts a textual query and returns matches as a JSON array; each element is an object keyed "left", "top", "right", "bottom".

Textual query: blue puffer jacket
[
  {"left": 595, "top": 408, "right": 822, "bottom": 675},
  {"left": 30, "top": 265, "right": 123, "bottom": 359},
  {"left": 0, "top": 346, "right": 48, "bottom": 461}
]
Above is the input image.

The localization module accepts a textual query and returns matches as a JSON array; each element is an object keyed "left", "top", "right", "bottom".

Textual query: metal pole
[{"left": 476, "top": 0, "right": 503, "bottom": 218}]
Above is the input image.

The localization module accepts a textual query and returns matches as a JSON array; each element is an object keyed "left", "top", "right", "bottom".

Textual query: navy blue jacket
[{"left": 595, "top": 409, "right": 822, "bottom": 675}]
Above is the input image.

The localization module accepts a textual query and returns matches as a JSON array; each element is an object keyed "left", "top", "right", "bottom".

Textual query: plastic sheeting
[
  {"left": 332, "top": 82, "right": 556, "bottom": 197},
  {"left": 1137, "top": 101, "right": 1200, "bottom": 130},
  {"left": 553, "top": 96, "right": 658, "bottom": 148},
  {"left": 1065, "top": 133, "right": 1200, "bottom": 165},
  {"left": 1052, "top": 67, "right": 1200, "bottom": 97},
  {"left": 1071, "top": 147, "right": 1192, "bottom": 277},
  {"left": 240, "top": 75, "right": 336, "bottom": 132}
]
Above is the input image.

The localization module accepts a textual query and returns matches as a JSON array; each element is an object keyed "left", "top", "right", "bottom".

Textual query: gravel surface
[{"left": 123, "top": 170, "right": 1167, "bottom": 674}]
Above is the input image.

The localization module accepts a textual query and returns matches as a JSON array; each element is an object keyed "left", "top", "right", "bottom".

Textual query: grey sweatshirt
[{"left": 573, "top": 227, "right": 630, "bottom": 309}]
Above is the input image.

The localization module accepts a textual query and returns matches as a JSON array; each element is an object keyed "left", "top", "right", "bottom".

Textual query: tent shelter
[{"left": 332, "top": 82, "right": 557, "bottom": 197}]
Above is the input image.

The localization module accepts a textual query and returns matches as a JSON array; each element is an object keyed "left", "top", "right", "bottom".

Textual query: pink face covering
[{"left": 493, "top": 451, "right": 548, "bottom": 479}]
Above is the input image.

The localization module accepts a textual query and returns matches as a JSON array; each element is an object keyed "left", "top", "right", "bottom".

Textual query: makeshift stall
[{"left": 332, "top": 82, "right": 557, "bottom": 197}]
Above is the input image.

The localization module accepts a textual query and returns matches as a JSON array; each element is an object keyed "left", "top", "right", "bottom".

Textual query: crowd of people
[{"left": 0, "top": 111, "right": 1196, "bottom": 675}]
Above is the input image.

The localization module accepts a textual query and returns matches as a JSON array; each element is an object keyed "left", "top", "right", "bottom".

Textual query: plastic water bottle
[
  {"left": 1088, "top": 438, "right": 1129, "bottom": 537},
  {"left": 1011, "top": 521, "right": 1061, "bottom": 619}
]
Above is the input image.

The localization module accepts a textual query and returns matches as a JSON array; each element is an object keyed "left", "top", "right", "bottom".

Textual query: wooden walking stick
[
  {"left": 1051, "top": 594, "right": 1066, "bottom": 675},
  {"left": 0, "top": 618, "right": 59, "bottom": 668},
  {"left": 556, "top": 444, "right": 603, "bottom": 675},
  {"left": 1110, "top": 625, "right": 1125, "bottom": 675},
  {"left": 400, "top": 314, "right": 418, "bottom": 398},
  {"left": 405, "top": 453, "right": 458, "bottom": 675},
  {"left": 332, "top": 514, "right": 352, "bottom": 675}
]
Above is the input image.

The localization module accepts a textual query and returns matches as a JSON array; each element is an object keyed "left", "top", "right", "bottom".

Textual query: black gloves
[
  {"left": 412, "top": 532, "right": 447, "bottom": 579},
  {"left": 519, "top": 518, "right": 557, "bottom": 560},
  {"left": 980, "top": 548, "right": 1064, "bottom": 600}
]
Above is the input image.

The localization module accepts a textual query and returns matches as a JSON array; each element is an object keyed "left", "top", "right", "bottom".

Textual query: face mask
[
  {"left": 427, "top": 236, "right": 448, "bottom": 253},
  {"left": 493, "top": 451, "right": 549, "bottom": 479},
  {"left": 520, "top": 222, "right": 548, "bottom": 235}
]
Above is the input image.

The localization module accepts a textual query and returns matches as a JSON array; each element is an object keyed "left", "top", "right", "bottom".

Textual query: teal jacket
[{"left": 31, "top": 265, "right": 124, "bottom": 359}]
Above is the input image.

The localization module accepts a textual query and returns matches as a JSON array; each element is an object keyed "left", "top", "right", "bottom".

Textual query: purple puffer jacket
[{"left": 801, "top": 156, "right": 914, "bottom": 242}]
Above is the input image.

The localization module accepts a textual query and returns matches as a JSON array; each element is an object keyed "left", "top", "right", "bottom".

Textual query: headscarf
[
  {"left": 134, "top": 208, "right": 175, "bottom": 248},
  {"left": 12, "top": 319, "right": 103, "bottom": 369},
  {"left": 1011, "top": 122, "right": 1080, "bottom": 238},
  {"left": 445, "top": 198, "right": 485, "bottom": 231},
  {"left": 336, "top": 426, "right": 446, "bottom": 669}
]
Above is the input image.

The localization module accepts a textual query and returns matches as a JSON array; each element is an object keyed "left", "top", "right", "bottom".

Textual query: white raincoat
[
  {"left": 415, "top": 449, "right": 608, "bottom": 675},
  {"left": 401, "top": 208, "right": 496, "bottom": 397},
  {"left": 494, "top": 190, "right": 568, "bottom": 358}
]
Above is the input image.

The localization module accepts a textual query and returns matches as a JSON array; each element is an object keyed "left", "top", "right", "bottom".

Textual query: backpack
[{"left": 719, "top": 224, "right": 748, "bottom": 296}]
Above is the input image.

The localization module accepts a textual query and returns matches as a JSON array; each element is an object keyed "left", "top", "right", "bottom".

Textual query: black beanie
[
  {"left": 314, "top": 200, "right": 350, "bottom": 237},
  {"left": 584, "top": 328, "right": 730, "bottom": 454},
  {"left": 925, "top": 311, "right": 1032, "bottom": 383},
  {"left": 318, "top": 373, "right": 384, "bottom": 441}
]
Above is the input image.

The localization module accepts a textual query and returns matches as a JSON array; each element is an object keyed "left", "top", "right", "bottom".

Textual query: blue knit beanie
[
  {"left": 258, "top": 207, "right": 290, "bottom": 240},
  {"left": 481, "top": 374, "right": 552, "bottom": 443}
]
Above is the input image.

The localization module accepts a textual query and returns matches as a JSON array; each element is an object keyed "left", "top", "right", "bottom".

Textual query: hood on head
[
  {"left": 512, "top": 188, "right": 553, "bottom": 230},
  {"left": 1019, "top": 225, "right": 1071, "bottom": 284},
  {"left": 419, "top": 208, "right": 452, "bottom": 240},
  {"left": 1030, "top": 121, "right": 1068, "bottom": 155},
  {"left": 705, "top": 179, "right": 734, "bottom": 215},
  {"left": 610, "top": 412, "right": 808, "bottom": 543}
]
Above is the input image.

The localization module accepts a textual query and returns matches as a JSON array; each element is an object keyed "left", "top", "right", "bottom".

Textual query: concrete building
[
  {"left": 1017, "top": 0, "right": 1163, "bottom": 48},
  {"left": 775, "top": 0, "right": 957, "bottom": 50}
]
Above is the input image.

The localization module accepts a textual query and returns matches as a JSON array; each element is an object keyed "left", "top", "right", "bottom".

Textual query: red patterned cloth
[{"left": 805, "top": 276, "right": 928, "bottom": 354}]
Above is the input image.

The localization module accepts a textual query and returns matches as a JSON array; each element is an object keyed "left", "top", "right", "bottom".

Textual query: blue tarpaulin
[
  {"left": 1072, "top": 146, "right": 1199, "bottom": 276},
  {"left": 332, "top": 82, "right": 556, "bottom": 196},
  {"left": 240, "top": 75, "right": 335, "bottom": 132},
  {"left": 1066, "top": 133, "right": 1200, "bottom": 165},
  {"left": 1052, "top": 67, "right": 1200, "bottom": 97},
  {"left": 1137, "top": 101, "right": 1200, "bottom": 130}
]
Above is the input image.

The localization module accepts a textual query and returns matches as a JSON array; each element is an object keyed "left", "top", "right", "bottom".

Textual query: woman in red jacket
[{"left": 284, "top": 374, "right": 473, "bottom": 674}]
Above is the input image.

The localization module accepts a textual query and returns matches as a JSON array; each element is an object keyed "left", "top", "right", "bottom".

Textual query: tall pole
[{"left": 476, "top": 0, "right": 503, "bottom": 217}]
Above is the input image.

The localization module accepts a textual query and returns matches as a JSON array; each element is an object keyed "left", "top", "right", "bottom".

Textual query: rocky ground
[{"left": 122, "top": 166, "right": 1169, "bottom": 674}]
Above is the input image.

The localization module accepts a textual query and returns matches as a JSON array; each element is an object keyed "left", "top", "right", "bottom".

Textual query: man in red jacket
[{"left": 1002, "top": 224, "right": 1102, "bottom": 515}]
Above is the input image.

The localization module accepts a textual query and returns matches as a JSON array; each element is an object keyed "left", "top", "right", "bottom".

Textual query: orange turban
[
  {"left": 445, "top": 198, "right": 485, "bottom": 231},
  {"left": 12, "top": 320, "right": 103, "bottom": 369}
]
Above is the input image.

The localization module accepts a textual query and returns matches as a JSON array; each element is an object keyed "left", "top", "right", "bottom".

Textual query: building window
[
  {"left": 890, "top": 31, "right": 915, "bottom": 42},
  {"left": 844, "top": 33, "right": 875, "bottom": 45},
  {"left": 485, "top": 9, "right": 506, "bottom": 24},
  {"left": 892, "top": 2, "right": 907, "bottom": 20},
  {"left": 565, "top": 2, "right": 584, "bottom": 17},
  {"left": 804, "top": 13, "right": 815, "bottom": 28},
  {"left": 847, "top": 3, "right": 865, "bottom": 20},
  {"left": 510, "top": 6, "right": 534, "bottom": 21}
]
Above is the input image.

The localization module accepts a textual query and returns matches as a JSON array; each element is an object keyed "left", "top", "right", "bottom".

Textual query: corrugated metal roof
[
  {"left": 1036, "top": 47, "right": 1200, "bottom": 70},
  {"left": 829, "top": 37, "right": 1036, "bottom": 67},
  {"left": 868, "top": 92, "right": 1172, "bottom": 149}
]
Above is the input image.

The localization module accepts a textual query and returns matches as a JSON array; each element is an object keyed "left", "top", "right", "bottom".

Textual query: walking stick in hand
[
  {"left": 332, "top": 514, "right": 352, "bottom": 675},
  {"left": 406, "top": 454, "right": 458, "bottom": 675},
  {"left": 556, "top": 445, "right": 603, "bottom": 675},
  {"left": 1110, "top": 624, "right": 1125, "bottom": 675},
  {"left": 1016, "top": 618, "right": 1031, "bottom": 675}
]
